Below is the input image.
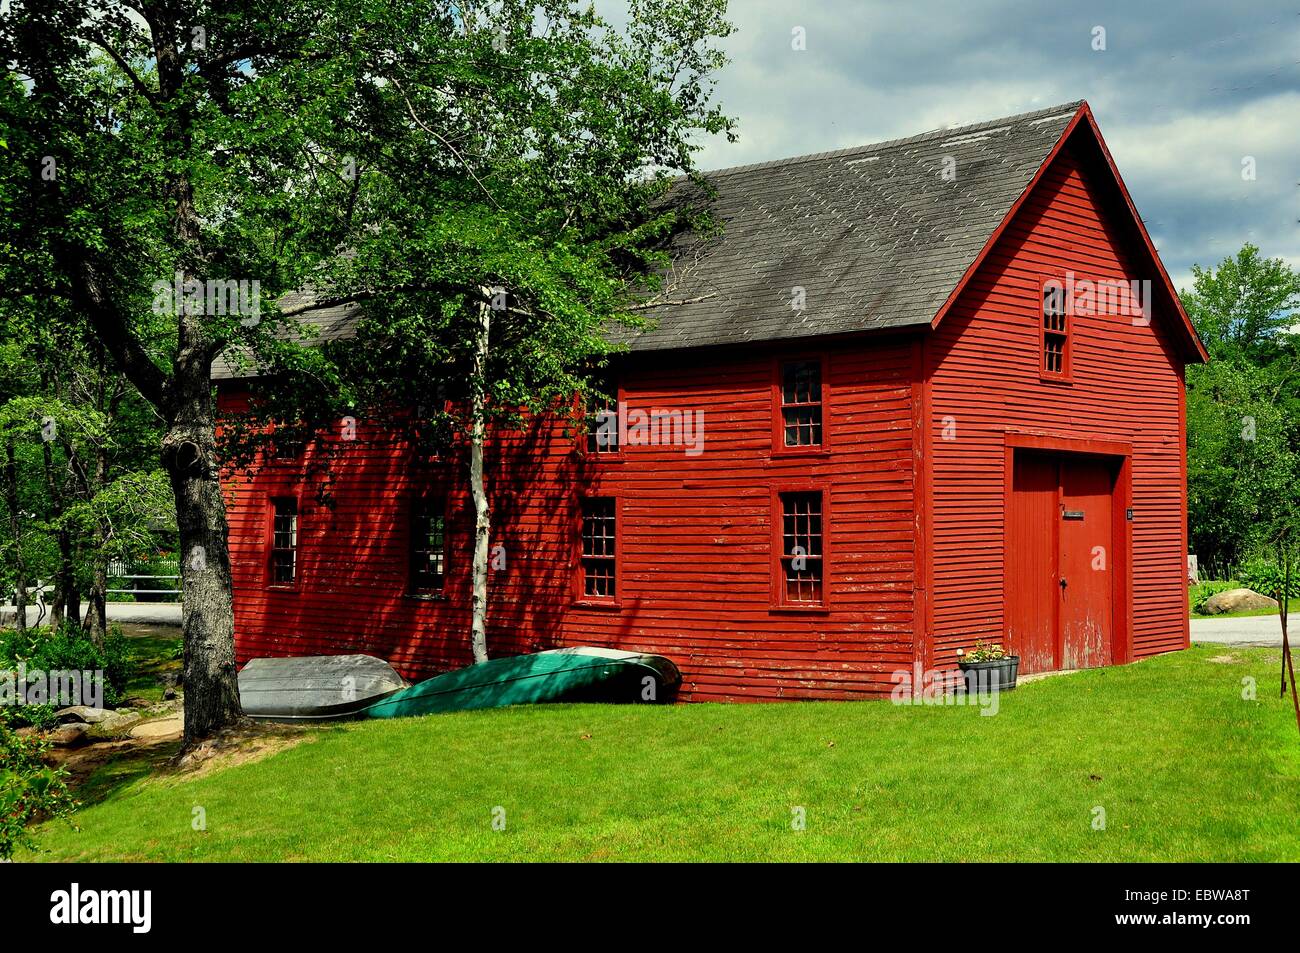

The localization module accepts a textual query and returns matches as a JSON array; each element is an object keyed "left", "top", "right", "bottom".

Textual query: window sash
[
  {"left": 580, "top": 498, "right": 617, "bottom": 598},
  {"left": 586, "top": 392, "right": 620, "bottom": 453},
  {"left": 410, "top": 499, "right": 447, "bottom": 592},
  {"left": 780, "top": 361, "right": 823, "bottom": 447},
  {"left": 271, "top": 499, "right": 297, "bottom": 584},
  {"left": 779, "top": 492, "right": 824, "bottom": 604},
  {"left": 1043, "top": 333, "right": 1067, "bottom": 374}
]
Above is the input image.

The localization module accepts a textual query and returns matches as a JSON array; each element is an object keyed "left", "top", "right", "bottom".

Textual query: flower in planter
[{"left": 959, "top": 640, "right": 1011, "bottom": 662}]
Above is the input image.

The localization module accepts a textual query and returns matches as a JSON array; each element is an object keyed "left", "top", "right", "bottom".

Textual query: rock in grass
[
  {"left": 1201, "top": 588, "right": 1279, "bottom": 614},
  {"left": 102, "top": 710, "right": 143, "bottom": 732},
  {"left": 54, "top": 706, "right": 112, "bottom": 724},
  {"left": 48, "top": 723, "right": 90, "bottom": 747}
]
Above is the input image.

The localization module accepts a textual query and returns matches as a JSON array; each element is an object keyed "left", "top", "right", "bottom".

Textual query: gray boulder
[
  {"left": 54, "top": 705, "right": 112, "bottom": 724},
  {"left": 97, "top": 710, "right": 143, "bottom": 734},
  {"left": 47, "top": 723, "right": 90, "bottom": 747}
]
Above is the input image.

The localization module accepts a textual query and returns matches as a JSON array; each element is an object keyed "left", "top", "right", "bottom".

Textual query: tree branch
[
  {"left": 625, "top": 292, "right": 716, "bottom": 312},
  {"left": 388, "top": 75, "right": 504, "bottom": 212},
  {"left": 87, "top": 32, "right": 159, "bottom": 107},
  {"left": 58, "top": 248, "right": 169, "bottom": 412}
]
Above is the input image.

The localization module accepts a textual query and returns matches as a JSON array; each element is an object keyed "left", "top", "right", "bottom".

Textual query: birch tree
[{"left": 322, "top": 0, "right": 733, "bottom": 663}]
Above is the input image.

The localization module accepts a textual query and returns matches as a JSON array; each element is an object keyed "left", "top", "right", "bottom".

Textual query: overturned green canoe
[{"left": 363, "top": 646, "right": 680, "bottom": 719}]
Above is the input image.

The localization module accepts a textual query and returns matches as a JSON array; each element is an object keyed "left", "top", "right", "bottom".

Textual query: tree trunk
[
  {"left": 48, "top": 532, "right": 69, "bottom": 629},
  {"left": 59, "top": 508, "right": 80, "bottom": 627},
  {"left": 3, "top": 440, "right": 28, "bottom": 637},
  {"left": 467, "top": 297, "right": 492, "bottom": 665},
  {"left": 157, "top": 17, "right": 241, "bottom": 747},
  {"left": 84, "top": 407, "right": 111, "bottom": 644},
  {"left": 86, "top": 540, "right": 108, "bottom": 644},
  {"left": 63, "top": 582, "right": 81, "bottom": 628},
  {"left": 162, "top": 391, "right": 243, "bottom": 747},
  {"left": 41, "top": 441, "right": 68, "bottom": 629},
  {"left": 49, "top": 9, "right": 243, "bottom": 747}
]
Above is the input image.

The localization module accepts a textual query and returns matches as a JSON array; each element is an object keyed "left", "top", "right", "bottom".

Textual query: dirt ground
[
  {"left": 40, "top": 621, "right": 316, "bottom": 801},
  {"left": 47, "top": 719, "right": 317, "bottom": 805}
]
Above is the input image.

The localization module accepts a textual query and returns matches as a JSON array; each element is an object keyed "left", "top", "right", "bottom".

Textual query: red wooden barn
[{"left": 215, "top": 100, "right": 1207, "bottom": 700}]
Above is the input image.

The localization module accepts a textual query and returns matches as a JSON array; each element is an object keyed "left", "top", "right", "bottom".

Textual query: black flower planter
[{"left": 958, "top": 656, "right": 1019, "bottom": 693}]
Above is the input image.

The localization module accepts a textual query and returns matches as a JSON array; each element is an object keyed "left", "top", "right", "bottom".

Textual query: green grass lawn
[
  {"left": 118, "top": 623, "right": 183, "bottom": 704},
  {"left": 20, "top": 643, "right": 1300, "bottom": 862}
]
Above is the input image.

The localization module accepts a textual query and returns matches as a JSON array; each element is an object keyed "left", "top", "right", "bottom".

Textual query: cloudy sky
[{"left": 675, "top": 0, "right": 1300, "bottom": 291}]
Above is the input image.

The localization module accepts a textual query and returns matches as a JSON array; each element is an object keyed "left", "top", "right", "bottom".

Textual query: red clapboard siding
[
  {"left": 925, "top": 136, "right": 1189, "bottom": 667},
  {"left": 220, "top": 336, "right": 920, "bottom": 701},
  {"left": 218, "top": 112, "right": 1196, "bottom": 702}
]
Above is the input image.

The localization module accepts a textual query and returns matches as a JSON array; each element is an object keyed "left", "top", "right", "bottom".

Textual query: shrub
[
  {"left": 0, "top": 622, "right": 135, "bottom": 725},
  {"left": 0, "top": 711, "right": 77, "bottom": 859},
  {"left": 1234, "top": 560, "right": 1300, "bottom": 601},
  {"left": 1190, "top": 579, "right": 1238, "bottom": 614}
]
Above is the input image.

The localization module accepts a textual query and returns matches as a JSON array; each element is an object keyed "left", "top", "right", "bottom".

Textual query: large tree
[
  {"left": 1183, "top": 244, "right": 1300, "bottom": 577},
  {"left": 0, "top": 1, "right": 374, "bottom": 744},
  {"left": 2, "top": 0, "right": 732, "bottom": 751}
]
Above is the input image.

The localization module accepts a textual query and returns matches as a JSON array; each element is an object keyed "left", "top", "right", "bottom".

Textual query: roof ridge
[{"left": 695, "top": 100, "right": 1086, "bottom": 178}]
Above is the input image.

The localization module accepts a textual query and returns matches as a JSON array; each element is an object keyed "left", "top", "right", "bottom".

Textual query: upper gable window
[
  {"left": 586, "top": 389, "right": 620, "bottom": 455},
  {"left": 779, "top": 360, "right": 823, "bottom": 447},
  {"left": 1041, "top": 280, "right": 1071, "bottom": 380}
]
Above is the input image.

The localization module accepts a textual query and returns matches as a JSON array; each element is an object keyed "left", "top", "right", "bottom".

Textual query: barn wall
[
  {"left": 219, "top": 335, "right": 919, "bottom": 701},
  {"left": 925, "top": 136, "right": 1189, "bottom": 666}
]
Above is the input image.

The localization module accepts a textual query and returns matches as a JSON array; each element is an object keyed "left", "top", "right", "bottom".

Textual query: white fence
[{"left": 108, "top": 558, "right": 182, "bottom": 597}]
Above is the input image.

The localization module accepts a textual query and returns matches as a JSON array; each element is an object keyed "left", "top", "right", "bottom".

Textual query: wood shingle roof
[{"left": 213, "top": 101, "right": 1085, "bottom": 379}]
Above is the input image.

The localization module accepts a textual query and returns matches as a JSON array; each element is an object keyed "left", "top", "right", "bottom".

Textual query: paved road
[
  {"left": 1191, "top": 614, "right": 1292, "bottom": 647},
  {"left": 0, "top": 601, "right": 182, "bottom": 628}
]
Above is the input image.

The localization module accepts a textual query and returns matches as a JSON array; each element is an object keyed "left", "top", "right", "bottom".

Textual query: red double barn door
[{"left": 1006, "top": 450, "right": 1119, "bottom": 674}]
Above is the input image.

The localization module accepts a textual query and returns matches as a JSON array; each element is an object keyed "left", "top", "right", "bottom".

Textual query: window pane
[
  {"left": 782, "top": 361, "right": 820, "bottom": 404},
  {"left": 1042, "top": 284, "right": 1069, "bottom": 375},
  {"left": 782, "top": 406, "right": 822, "bottom": 446},
  {"left": 586, "top": 383, "right": 620, "bottom": 453},
  {"left": 1044, "top": 333, "right": 1066, "bottom": 374},
  {"left": 1042, "top": 285, "right": 1068, "bottom": 332}
]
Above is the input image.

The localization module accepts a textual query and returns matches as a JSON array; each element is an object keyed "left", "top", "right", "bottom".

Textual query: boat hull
[
  {"left": 239, "top": 654, "right": 406, "bottom": 722},
  {"left": 362, "top": 647, "right": 681, "bottom": 719}
]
